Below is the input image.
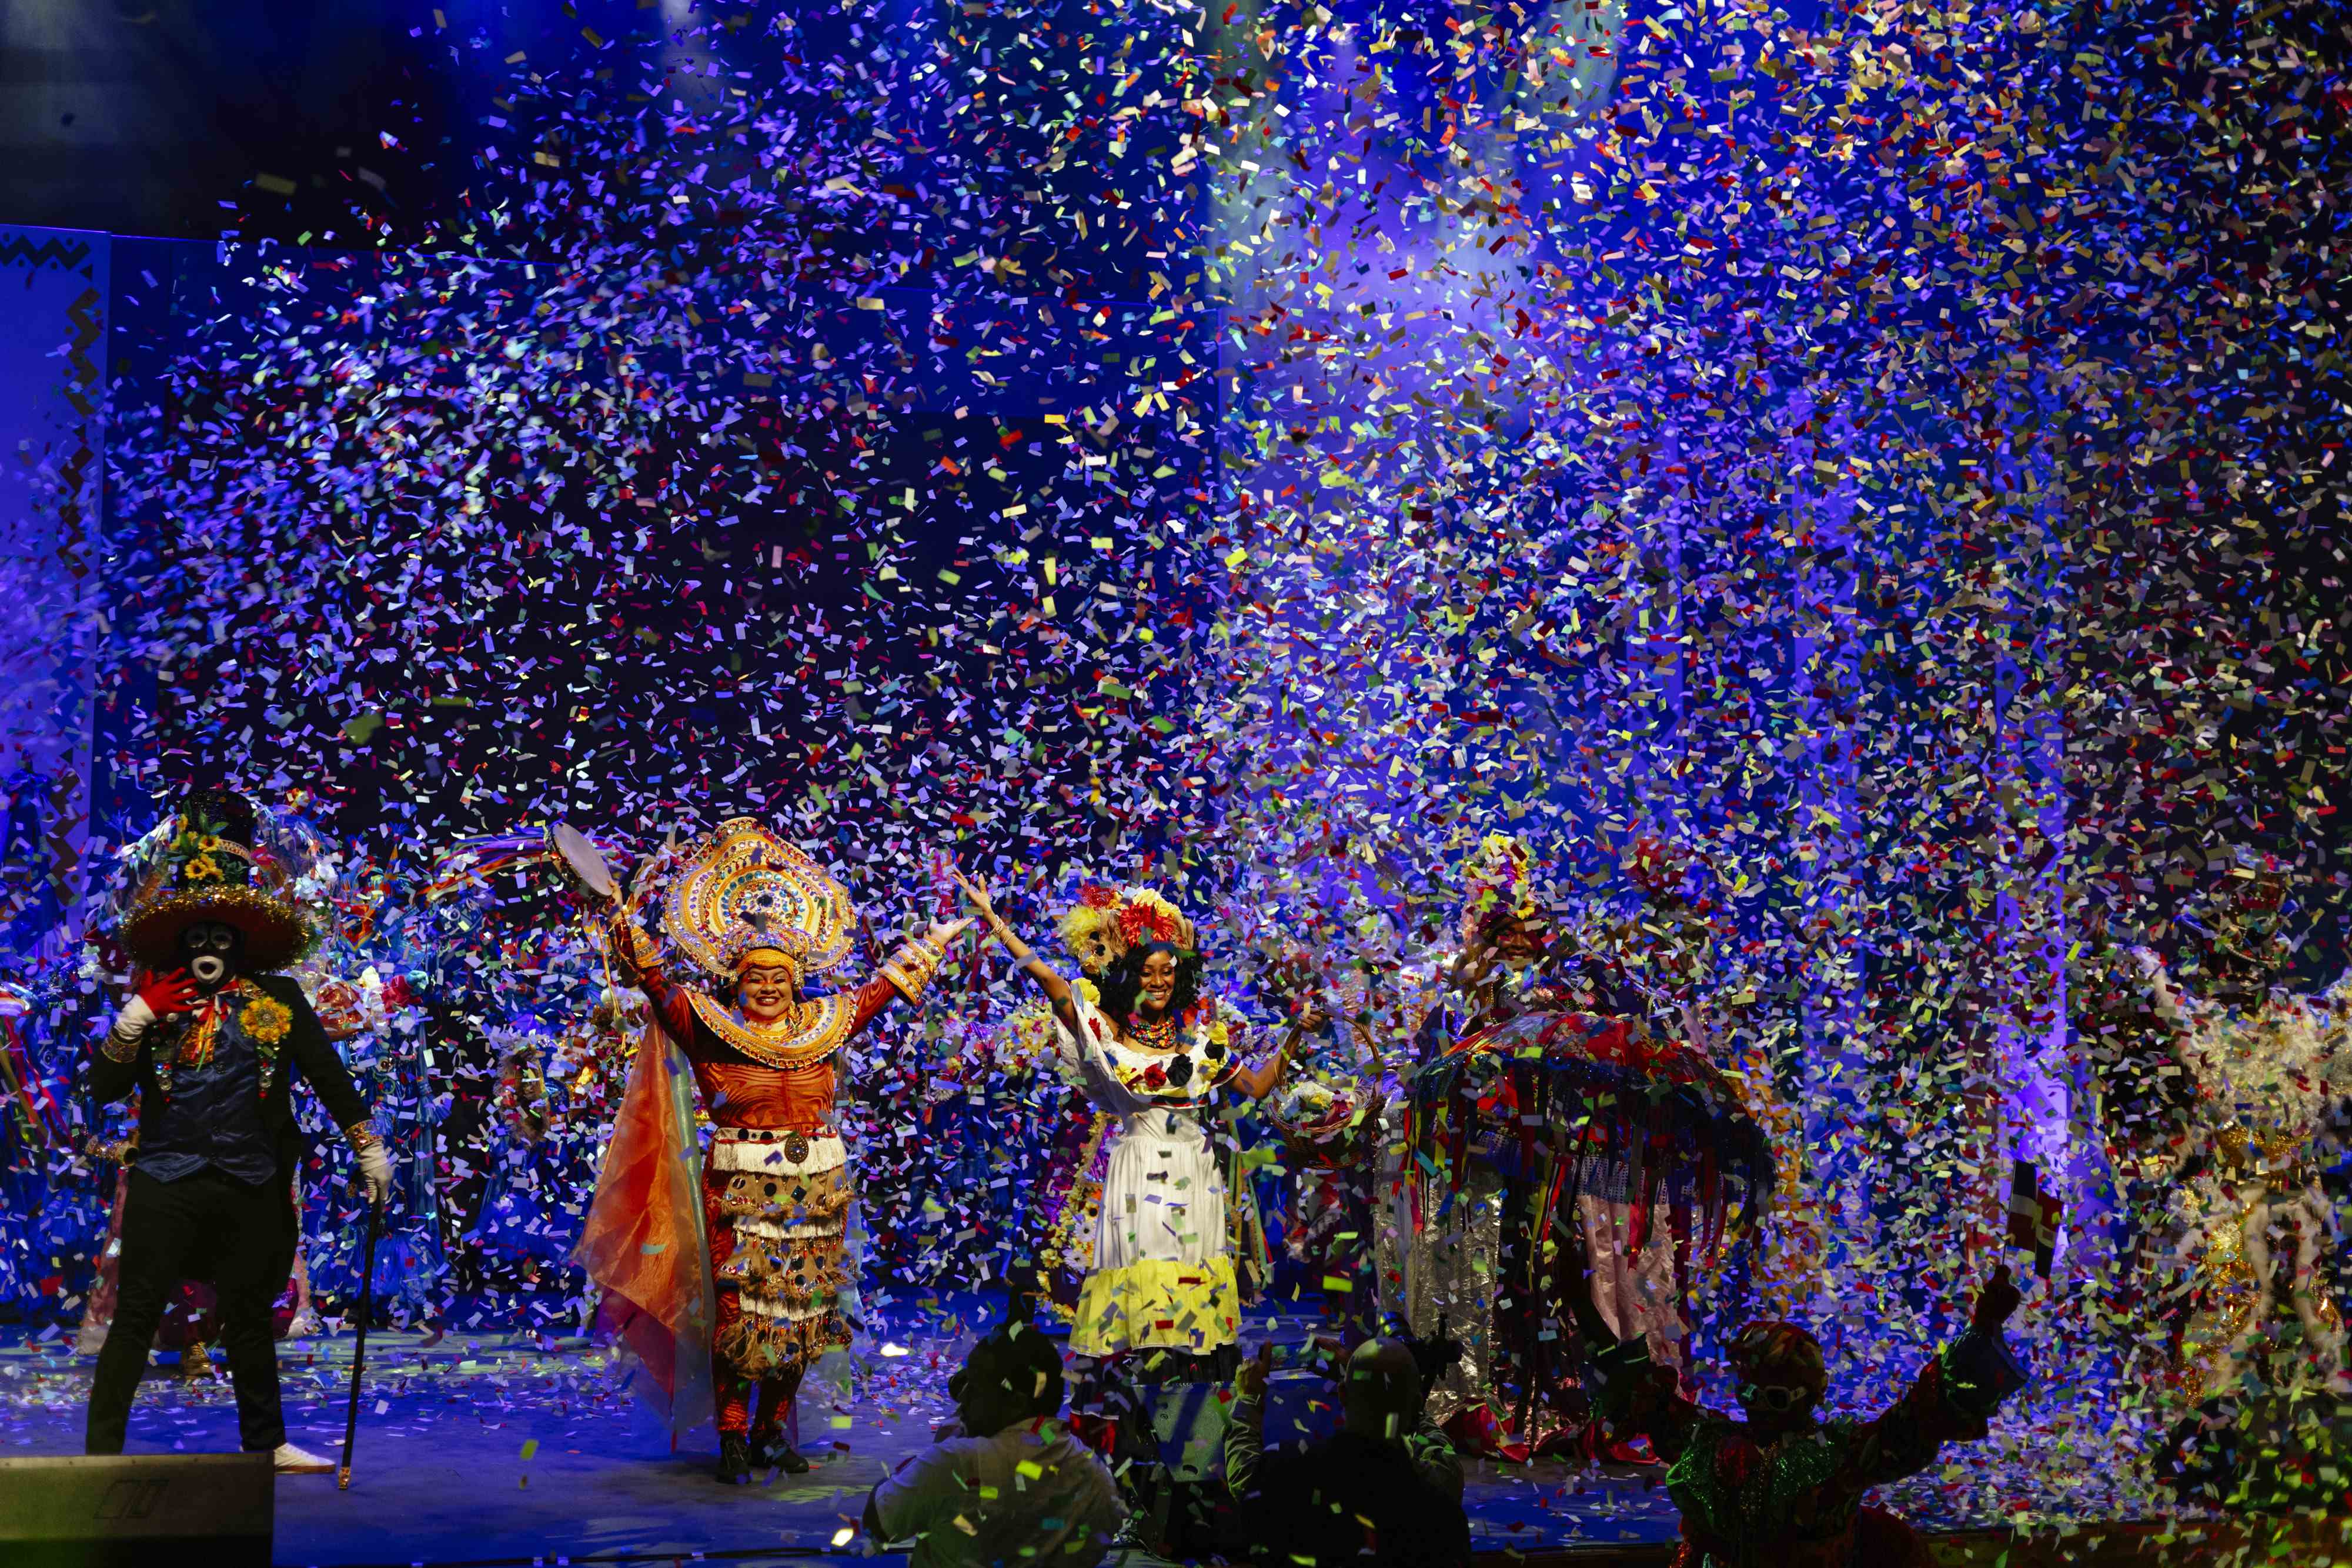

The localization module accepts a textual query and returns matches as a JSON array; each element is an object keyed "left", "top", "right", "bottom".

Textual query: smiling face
[
  {"left": 736, "top": 961, "right": 799, "bottom": 1022},
  {"left": 1135, "top": 949, "right": 1179, "bottom": 1019},
  {"left": 179, "top": 920, "right": 240, "bottom": 991},
  {"left": 1479, "top": 908, "right": 1550, "bottom": 967}
]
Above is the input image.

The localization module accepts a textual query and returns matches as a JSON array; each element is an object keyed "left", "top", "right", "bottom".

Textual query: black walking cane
[{"left": 337, "top": 1195, "right": 384, "bottom": 1490}]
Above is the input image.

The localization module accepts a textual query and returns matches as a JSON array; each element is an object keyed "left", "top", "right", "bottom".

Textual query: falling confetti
[{"left": 0, "top": 0, "right": 2343, "bottom": 1545}]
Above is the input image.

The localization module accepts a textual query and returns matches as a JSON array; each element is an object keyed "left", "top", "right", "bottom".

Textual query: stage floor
[
  {"left": 1, "top": 1296, "right": 2214, "bottom": 1567},
  {"left": 1, "top": 1301, "right": 1680, "bottom": 1566}
]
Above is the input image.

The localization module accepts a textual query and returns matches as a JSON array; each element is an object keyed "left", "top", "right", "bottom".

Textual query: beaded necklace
[{"left": 1125, "top": 1009, "right": 1181, "bottom": 1054}]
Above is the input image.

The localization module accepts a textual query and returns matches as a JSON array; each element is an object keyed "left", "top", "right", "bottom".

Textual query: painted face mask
[{"left": 179, "top": 920, "right": 242, "bottom": 989}]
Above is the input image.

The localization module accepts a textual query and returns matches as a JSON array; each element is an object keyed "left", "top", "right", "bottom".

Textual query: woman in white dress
[
  {"left": 954, "top": 872, "right": 1289, "bottom": 1548},
  {"left": 956, "top": 871, "right": 1290, "bottom": 1359}
]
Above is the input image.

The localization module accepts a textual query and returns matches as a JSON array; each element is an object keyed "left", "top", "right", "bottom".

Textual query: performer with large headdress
[
  {"left": 577, "top": 818, "right": 968, "bottom": 1483},
  {"left": 2132, "top": 848, "right": 2352, "bottom": 1409},
  {"left": 82, "top": 787, "right": 390, "bottom": 1473},
  {"left": 952, "top": 870, "right": 1292, "bottom": 1550}
]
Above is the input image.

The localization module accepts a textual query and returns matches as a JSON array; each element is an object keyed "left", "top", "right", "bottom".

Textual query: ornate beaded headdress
[{"left": 662, "top": 818, "right": 857, "bottom": 979}]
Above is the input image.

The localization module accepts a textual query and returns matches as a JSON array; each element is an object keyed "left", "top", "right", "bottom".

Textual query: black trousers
[{"left": 86, "top": 1168, "right": 298, "bottom": 1455}]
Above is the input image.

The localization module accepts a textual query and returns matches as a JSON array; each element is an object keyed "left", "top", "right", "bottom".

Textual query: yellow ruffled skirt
[{"left": 1070, "top": 1255, "right": 1241, "bottom": 1358}]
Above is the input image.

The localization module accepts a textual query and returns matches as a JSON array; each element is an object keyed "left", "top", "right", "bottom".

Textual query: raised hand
[
  {"left": 949, "top": 867, "right": 998, "bottom": 924},
  {"left": 1237, "top": 1340, "right": 1275, "bottom": 1403},
  {"left": 950, "top": 870, "right": 1026, "bottom": 957},
  {"left": 137, "top": 968, "right": 201, "bottom": 1017},
  {"left": 1970, "top": 1262, "right": 2023, "bottom": 1333},
  {"left": 921, "top": 916, "right": 975, "bottom": 949}
]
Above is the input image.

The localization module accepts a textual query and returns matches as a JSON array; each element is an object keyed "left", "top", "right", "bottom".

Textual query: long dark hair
[{"left": 1095, "top": 940, "right": 1202, "bottom": 1028}]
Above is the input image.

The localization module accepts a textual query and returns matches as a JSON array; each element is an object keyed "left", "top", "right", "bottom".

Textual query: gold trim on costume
[
  {"left": 686, "top": 991, "right": 857, "bottom": 1070},
  {"left": 878, "top": 937, "right": 942, "bottom": 1003},
  {"left": 663, "top": 818, "right": 856, "bottom": 978},
  {"left": 607, "top": 913, "right": 662, "bottom": 970}
]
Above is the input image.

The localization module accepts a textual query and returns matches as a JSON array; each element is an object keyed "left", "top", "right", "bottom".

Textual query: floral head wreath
[
  {"left": 1117, "top": 888, "right": 1186, "bottom": 948},
  {"left": 1056, "top": 885, "right": 1128, "bottom": 979},
  {"left": 1055, "top": 884, "right": 1195, "bottom": 977}
]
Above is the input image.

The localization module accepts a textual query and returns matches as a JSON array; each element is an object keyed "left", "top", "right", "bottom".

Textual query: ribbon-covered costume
[{"left": 1400, "top": 837, "right": 1772, "bottom": 1457}]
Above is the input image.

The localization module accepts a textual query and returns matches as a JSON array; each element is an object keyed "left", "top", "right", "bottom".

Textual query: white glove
[
  {"left": 357, "top": 1142, "right": 395, "bottom": 1207},
  {"left": 110, "top": 996, "right": 158, "bottom": 1038}
]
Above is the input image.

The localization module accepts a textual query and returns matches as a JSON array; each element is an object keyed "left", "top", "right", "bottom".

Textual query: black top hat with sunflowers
[{"left": 119, "top": 788, "right": 316, "bottom": 974}]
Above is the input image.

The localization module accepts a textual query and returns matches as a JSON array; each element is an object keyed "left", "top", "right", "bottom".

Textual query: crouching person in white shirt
[{"left": 866, "top": 1309, "right": 1128, "bottom": 1568}]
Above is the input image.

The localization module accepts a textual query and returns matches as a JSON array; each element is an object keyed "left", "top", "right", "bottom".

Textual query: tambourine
[{"left": 547, "top": 822, "right": 619, "bottom": 901}]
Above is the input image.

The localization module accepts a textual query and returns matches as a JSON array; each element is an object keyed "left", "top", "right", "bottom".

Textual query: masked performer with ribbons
[
  {"left": 83, "top": 789, "right": 392, "bottom": 1473},
  {"left": 1401, "top": 834, "right": 1773, "bottom": 1459},
  {"left": 577, "top": 818, "right": 968, "bottom": 1483}
]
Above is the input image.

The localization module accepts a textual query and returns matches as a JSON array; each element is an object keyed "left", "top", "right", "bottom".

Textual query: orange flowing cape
[{"left": 573, "top": 1021, "right": 714, "bottom": 1440}]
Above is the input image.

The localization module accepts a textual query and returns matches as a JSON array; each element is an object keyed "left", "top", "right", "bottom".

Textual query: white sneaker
[{"left": 273, "top": 1442, "right": 336, "bottom": 1474}]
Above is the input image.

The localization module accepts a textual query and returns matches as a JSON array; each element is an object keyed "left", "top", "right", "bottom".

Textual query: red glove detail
[{"left": 136, "top": 969, "right": 200, "bottom": 1018}]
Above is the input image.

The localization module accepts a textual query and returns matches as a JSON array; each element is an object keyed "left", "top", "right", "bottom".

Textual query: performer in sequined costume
[
  {"left": 579, "top": 818, "right": 967, "bottom": 1482},
  {"left": 2131, "top": 851, "right": 2352, "bottom": 1398}
]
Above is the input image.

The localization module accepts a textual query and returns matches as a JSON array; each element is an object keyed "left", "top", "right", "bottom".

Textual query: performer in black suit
[{"left": 85, "top": 788, "right": 390, "bottom": 1473}]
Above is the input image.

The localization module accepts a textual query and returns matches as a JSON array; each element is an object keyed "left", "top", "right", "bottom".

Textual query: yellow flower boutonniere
[
  {"left": 1208, "top": 1019, "right": 1230, "bottom": 1049},
  {"left": 240, "top": 994, "right": 294, "bottom": 1046},
  {"left": 184, "top": 855, "right": 224, "bottom": 882}
]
